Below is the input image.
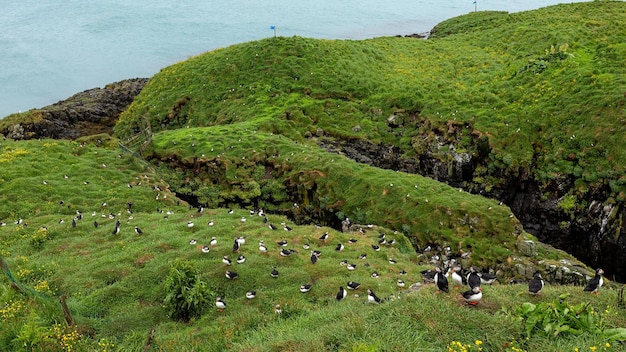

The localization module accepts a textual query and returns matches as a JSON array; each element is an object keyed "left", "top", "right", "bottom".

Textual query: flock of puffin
[
  {"left": 178, "top": 207, "right": 607, "bottom": 313},
  {"left": 3, "top": 181, "right": 605, "bottom": 314}
]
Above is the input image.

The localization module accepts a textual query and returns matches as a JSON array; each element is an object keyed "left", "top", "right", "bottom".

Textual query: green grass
[
  {"left": 0, "top": 138, "right": 624, "bottom": 351},
  {"left": 114, "top": 1, "right": 626, "bottom": 203},
  {"left": 2, "top": 2, "right": 626, "bottom": 351}
]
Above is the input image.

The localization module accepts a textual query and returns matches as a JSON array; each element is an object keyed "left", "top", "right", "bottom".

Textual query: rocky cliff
[{"left": 0, "top": 78, "right": 148, "bottom": 140}]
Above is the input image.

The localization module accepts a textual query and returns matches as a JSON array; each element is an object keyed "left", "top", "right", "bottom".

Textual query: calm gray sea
[{"left": 0, "top": 0, "right": 589, "bottom": 118}]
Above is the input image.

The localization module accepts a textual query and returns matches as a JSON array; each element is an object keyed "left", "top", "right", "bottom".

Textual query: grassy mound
[{"left": 116, "top": 2, "right": 626, "bottom": 200}]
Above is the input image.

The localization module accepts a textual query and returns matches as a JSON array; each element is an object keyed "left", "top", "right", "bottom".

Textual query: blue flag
[
  {"left": 270, "top": 25, "right": 275, "bottom": 30},
  {"left": 472, "top": 1, "right": 476, "bottom": 3}
]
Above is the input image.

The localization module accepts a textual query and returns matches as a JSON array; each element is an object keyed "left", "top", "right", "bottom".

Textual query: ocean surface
[{"left": 0, "top": 0, "right": 590, "bottom": 118}]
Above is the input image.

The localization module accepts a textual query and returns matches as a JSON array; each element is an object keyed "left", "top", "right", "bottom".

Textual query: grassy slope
[
  {"left": 0, "top": 137, "right": 624, "bottom": 351},
  {"left": 2, "top": 2, "right": 626, "bottom": 351},
  {"left": 116, "top": 1, "right": 626, "bottom": 201}
]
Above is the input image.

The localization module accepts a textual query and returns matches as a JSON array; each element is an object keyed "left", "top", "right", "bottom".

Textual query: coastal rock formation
[{"left": 1, "top": 78, "right": 148, "bottom": 140}]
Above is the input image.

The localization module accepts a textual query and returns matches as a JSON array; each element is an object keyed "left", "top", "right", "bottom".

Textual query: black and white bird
[
  {"left": 479, "top": 272, "right": 497, "bottom": 285},
  {"left": 583, "top": 268, "right": 604, "bottom": 294},
  {"left": 236, "top": 255, "right": 246, "bottom": 264},
  {"left": 336, "top": 286, "right": 347, "bottom": 301},
  {"left": 246, "top": 291, "right": 257, "bottom": 299},
  {"left": 210, "top": 237, "right": 217, "bottom": 247},
  {"left": 276, "top": 240, "right": 288, "bottom": 247},
  {"left": 310, "top": 251, "right": 320, "bottom": 264},
  {"left": 112, "top": 224, "right": 120, "bottom": 235},
  {"left": 93, "top": 221, "right": 98, "bottom": 228},
  {"left": 280, "top": 248, "right": 293, "bottom": 257},
  {"left": 462, "top": 286, "right": 483, "bottom": 305},
  {"left": 300, "top": 284, "right": 312, "bottom": 293},
  {"left": 397, "top": 279, "right": 406, "bottom": 288},
  {"left": 370, "top": 271, "right": 380, "bottom": 279},
  {"left": 134, "top": 226, "right": 143, "bottom": 235},
  {"left": 225, "top": 270, "right": 239, "bottom": 280},
  {"left": 319, "top": 232, "right": 329, "bottom": 243},
  {"left": 259, "top": 241, "right": 268, "bottom": 255},
  {"left": 222, "top": 256, "right": 232, "bottom": 266},
  {"left": 233, "top": 239, "right": 240, "bottom": 253},
  {"left": 448, "top": 266, "right": 465, "bottom": 287},
  {"left": 72, "top": 219, "right": 77, "bottom": 228},
  {"left": 268, "top": 223, "right": 277, "bottom": 230},
  {"left": 347, "top": 263, "right": 357, "bottom": 271},
  {"left": 190, "top": 239, "right": 197, "bottom": 245},
  {"left": 371, "top": 245, "right": 381, "bottom": 252},
  {"left": 434, "top": 267, "right": 449, "bottom": 293},
  {"left": 187, "top": 221, "right": 194, "bottom": 230},
  {"left": 367, "top": 289, "right": 382, "bottom": 304},
  {"left": 335, "top": 243, "right": 345, "bottom": 252},
  {"left": 270, "top": 268, "right": 279, "bottom": 278},
  {"left": 215, "top": 297, "right": 226, "bottom": 311},
  {"left": 347, "top": 281, "right": 361, "bottom": 290},
  {"left": 201, "top": 245, "right": 210, "bottom": 253},
  {"left": 466, "top": 267, "right": 481, "bottom": 289},
  {"left": 528, "top": 272, "right": 544, "bottom": 296}
]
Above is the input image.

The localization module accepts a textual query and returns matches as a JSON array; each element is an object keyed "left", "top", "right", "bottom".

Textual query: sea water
[{"left": 0, "top": 0, "right": 590, "bottom": 118}]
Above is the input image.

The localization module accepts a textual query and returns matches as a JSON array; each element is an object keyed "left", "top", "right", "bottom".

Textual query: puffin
[
  {"left": 222, "top": 256, "right": 232, "bottom": 266},
  {"left": 397, "top": 279, "right": 406, "bottom": 288},
  {"left": 448, "top": 266, "right": 466, "bottom": 287},
  {"left": 336, "top": 286, "right": 347, "bottom": 301},
  {"left": 420, "top": 269, "right": 436, "bottom": 283},
  {"left": 236, "top": 255, "right": 246, "bottom": 264},
  {"left": 232, "top": 238, "right": 240, "bottom": 253},
  {"left": 367, "top": 289, "right": 382, "bottom": 304},
  {"left": 335, "top": 243, "right": 345, "bottom": 252},
  {"left": 210, "top": 237, "right": 217, "bottom": 247},
  {"left": 189, "top": 239, "right": 197, "bottom": 245},
  {"left": 528, "top": 272, "right": 544, "bottom": 296},
  {"left": 370, "top": 271, "right": 380, "bottom": 279},
  {"left": 225, "top": 270, "right": 238, "bottom": 280},
  {"left": 319, "top": 232, "right": 329, "bottom": 243},
  {"left": 274, "top": 304, "right": 282, "bottom": 314},
  {"left": 479, "top": 272, "right": 497, "bottom": 285},
  {"left": 215, "top": 297, "right": 226, "bottom": 311},
  {"left": 259, "top": 241, "right": 268, "bottom": 255},
  {"left": 246, "top": 291, "right": 256, "bottom": 299},
  {"left": 270, "top": 268, "right": 279, "bottom": 278},
  {"left": 201, "top": 245, "right": 210, "bottom": 253},
  {"left": 280, "top": 248, "right": 293, "bottom": 257},
  {"left": 187, "top": 221, "right": 194, "bottom": 230},
  {"left": 276, "top": 240, "right": 288, "bottom": 247},
  {"left": 112, "top": 224, "right": 120, "bottom": 235},
  {"left": 347, "top": 263, "right": 357, "bottom": 271},
  {"left": 134, "top": 226, "right": 142, "bottom": 235},
  {"left": 461, "top": 286, "right": 483, "bottom": 305},
  {"left": 300, "top": 284, "right": 312, "bottom": 293},
  {"left": 434, "top": 267, "right": 449, "bottom": 293},
  {"left": 310, "top": 251, "right": 319, "bottom": 264},
  {"left": 371, "top": 245, "right": 381, "bottom": 252},
  {"left": 268, "top": 223, "right": 277, "bottom": 230},
  {"left": 583, "top": 268, "right": 604, "bottom": 294},
  {"left": 466, "top": 267, "right": 481, "bottom": 289},
  {"left": 347, "top": 281, "right": 361, "bottom": 290}
]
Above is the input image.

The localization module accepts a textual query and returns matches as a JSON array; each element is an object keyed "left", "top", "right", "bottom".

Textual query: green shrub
[{"left": 163, "top": 260, "right": 212, "bottom": 322}]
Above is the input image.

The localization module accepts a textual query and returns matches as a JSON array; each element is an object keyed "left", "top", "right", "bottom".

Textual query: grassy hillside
[
  {"left": 115, "top": 1, "right": 626, "bottom": 200},
  {"left": 2, "top": 2, "right": 626, "bottom": 351},
  {"left": 0, "top": 138, "right": 625, "bottom": 351}
]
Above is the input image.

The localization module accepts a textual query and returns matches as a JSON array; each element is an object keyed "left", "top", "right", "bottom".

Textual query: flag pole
[
  {"left": 473, "top": 1, "right": 477, "bottom": 12},
  {"left": 270, "top": 25, "right": 276, "bottom": 37}
]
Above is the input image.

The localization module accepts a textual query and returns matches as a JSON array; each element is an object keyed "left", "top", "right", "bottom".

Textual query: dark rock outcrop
[
  {"left": 315, "top": 134, "right": 625, "bottom": 283},
  {"left": 1, "top": 78, "right": 148, "bottom": 140}
]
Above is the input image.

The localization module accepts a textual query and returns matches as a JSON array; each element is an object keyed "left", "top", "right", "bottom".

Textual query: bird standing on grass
[
  {"left": 583, "top": 268, "right": 604, "bottom": 294},
  {"left": 528, "top": 272, "right": 544, "bottom": 296},
  {"left": 461, "top": 286, "right": 482, "bottom": 305},
  {"left": 367, "top": 289, "right": 382, "bottom": 304},
  {"left": 434, "top": 267, "right": 449, "bottom": 293},
  {"left": 336, "top": 286, "right": 347, "bottom": 301},
  {"left": 466, "top": 267, "right": 481, "bottom": 289},
  {"left": 134, "top": 226, "right": 143, "bottom": 235},
  {"left": 215, "top": 297, "right": 226, "bottom": 312}
]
